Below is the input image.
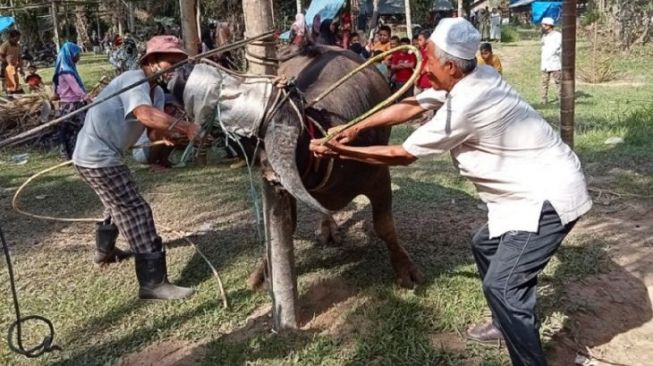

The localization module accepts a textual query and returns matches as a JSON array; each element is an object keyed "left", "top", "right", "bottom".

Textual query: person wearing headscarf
[
  {"left": 317, "top": 19, "right": 337, "bottom": 46},
  {"left": 311, "top": 14, "right": 321, "bottom": 41},
  {"left": 53, "top": 42, "right": 87, "bottom": 159},
  {"left": 290, "top": 13, "right": 307, "bottom": 46}
]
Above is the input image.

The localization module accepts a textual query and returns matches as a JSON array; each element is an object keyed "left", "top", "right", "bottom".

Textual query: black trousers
[{"left": 472, "top": 201, "right": 576, "bottom": 366}]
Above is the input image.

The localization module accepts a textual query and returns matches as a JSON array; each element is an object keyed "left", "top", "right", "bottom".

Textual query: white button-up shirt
[
  {"left": 541, "top": 30, "right": 562, "bottom": 72},
  {"left": 404, "top": 66, "right": 592, "bottom": 238}
]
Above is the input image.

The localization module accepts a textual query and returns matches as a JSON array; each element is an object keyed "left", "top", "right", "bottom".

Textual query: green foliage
[{"left": 500, "top": 25, "right": 520, "bottom": 43}]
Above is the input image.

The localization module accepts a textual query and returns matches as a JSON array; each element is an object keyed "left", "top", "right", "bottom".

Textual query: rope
[
  {"left": 319, "top": 45, "right": 423, "bottom": 144},
  {"left": 1, "top": 223, "right": 62, "bottom": 358},
  {"left": 0, "top": 31, "right": 277, "bottom": 149},
  {"left": 9, "top": 145, "right": 230, "bottom": 309}
]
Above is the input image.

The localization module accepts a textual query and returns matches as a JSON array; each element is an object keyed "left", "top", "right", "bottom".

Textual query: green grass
[{"left": 0, "top": 36, "right": 651, "bottom": 365}]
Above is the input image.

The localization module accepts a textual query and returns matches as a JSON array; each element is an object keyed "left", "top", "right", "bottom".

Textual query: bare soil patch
[
  {"left": 117, "top": 340, "right": 206, "bottom": 366},
  {"left": 547, "top": 199, "right": 653, "bottom": 366}
]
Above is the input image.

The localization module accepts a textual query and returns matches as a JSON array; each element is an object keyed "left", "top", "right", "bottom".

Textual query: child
[
  {"left": 389, "top": 37, "right": 417, "bottom": 99},
  {"left": 349, "top": 32, "right": 370, "bottom": 59},
  {"left": 25, "top": 64, "right": 43, "bottom": 92},
  {"left": 368, "top": 25, "right": 392, "bottom": 53},
  {"left": 415, "top": 31, "right": 432, "bottom": 94},
  {"left": 477, "top": 42, "right": 503, "bottom": 74},
  {"left": 4, "top": 54, "right": 23, "bottom": 95}
]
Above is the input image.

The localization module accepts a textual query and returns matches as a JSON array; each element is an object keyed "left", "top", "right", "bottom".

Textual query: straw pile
[{"left": 0, "top": 89, "right": 55, "bottom": 141}]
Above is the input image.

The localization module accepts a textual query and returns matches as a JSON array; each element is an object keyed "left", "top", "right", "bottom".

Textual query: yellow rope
[
  {"left": 314, "top": 45, "right": 424, "bottom": 144},
  {"left": 10, "top": 149, "right": 229, "bottom": 309}
]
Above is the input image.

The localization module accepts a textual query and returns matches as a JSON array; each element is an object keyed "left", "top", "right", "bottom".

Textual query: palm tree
[{"left": 560, "top": 0, "right": 577, "bottom": 148}]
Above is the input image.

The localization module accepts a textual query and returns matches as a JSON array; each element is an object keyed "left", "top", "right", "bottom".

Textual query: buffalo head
[{"left": 169, "top": 63, "right": 329, "bottom": 214}]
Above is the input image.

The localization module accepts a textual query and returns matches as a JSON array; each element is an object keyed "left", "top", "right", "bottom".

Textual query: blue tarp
[
  {"left": 281, "top": 0, "right": 347, "bottom": 40},
  {"left": 305, "top": 0, "right": 347, "bottom": 26},
  {"left": 0, "top": 16, "right": 15, "bottom": 33},
  {"left": 531, "top": 1, "right": 562, "bottom": 24}
]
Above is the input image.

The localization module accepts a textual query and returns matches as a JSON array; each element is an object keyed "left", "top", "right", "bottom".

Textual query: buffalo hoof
[
  {"left": 315, "top": 215, "right": 342, "bottom": 246},
  {"left": 391, "top": 253, "right": 425, "bottom": 289},
  {"left": 246, "top": 259, "right": 268, "bottom": 290}
]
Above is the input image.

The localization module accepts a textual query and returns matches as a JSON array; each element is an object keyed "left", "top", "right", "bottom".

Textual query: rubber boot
[
  {"left": 95, "top": 221, "right": 133, "bottom": 264},
  {"left": 135, "top": 251, "right": 194, "bottom": 300}
]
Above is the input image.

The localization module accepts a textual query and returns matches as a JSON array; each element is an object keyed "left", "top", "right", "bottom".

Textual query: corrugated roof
[{"left": 509, "top": 0, "right": 535, "bottom": 8}]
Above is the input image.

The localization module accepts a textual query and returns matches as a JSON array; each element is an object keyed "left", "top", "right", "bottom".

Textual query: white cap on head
[
  {"left": 541, "top": 17, "right": 555, "bottom": 26},
  {"left": 429, "top": 17, "right": 481, "bottom": 60}
]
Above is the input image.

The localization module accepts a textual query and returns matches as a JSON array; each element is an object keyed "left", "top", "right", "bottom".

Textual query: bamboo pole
[{"left": 404, "top": 0, "right": 413, "bottom": 40}]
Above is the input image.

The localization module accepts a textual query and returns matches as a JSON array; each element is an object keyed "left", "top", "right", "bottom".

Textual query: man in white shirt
[
  {"left": 310, "top": 18, "right": 591, "bottom": 365},
  {"left": 540, "top": 17, "right": 561, "bottom": 104}
]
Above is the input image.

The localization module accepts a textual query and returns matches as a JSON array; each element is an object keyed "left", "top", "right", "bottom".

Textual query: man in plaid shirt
[{"left": 73, "top": 36, "right": 199, "bottom": 300}]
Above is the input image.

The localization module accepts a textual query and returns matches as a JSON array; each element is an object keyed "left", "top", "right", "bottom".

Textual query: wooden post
[
  {"left": 458, "top": 0, "right": 464, "bottom": 17},
  {"left": 242, "top": 0, "right": 277, "bottom": 75},
  {"left": 404, "top": 0, "right": 413, "bottom": 40},
  {"left": 179, "top": 0, "right": 200, "bottom": 56},
  {"left": 261, "top": 179, "right": 299, "bottom": 331},
  {"left": 243, "top": 0, "right": 298, "bottom": 331},
  {"left": 560, "top": 0, "right": 577, "bottom": 148},
  {"left": 51, "top": 0, "right": 61, "bottom": 52},
  {"left": 9, "top": 0, "right": 17, "bottom": 30}
]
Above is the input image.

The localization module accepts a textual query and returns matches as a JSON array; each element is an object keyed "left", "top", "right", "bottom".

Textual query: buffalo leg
[
  {"left": 315, "top": 214, "right": 342, "bottom": 246},
  {"left": 367, "top": 170, "right": 425, "bottom": 288},
  {"left": 262, "top": 178, "right": 299, "bottom": 330}
]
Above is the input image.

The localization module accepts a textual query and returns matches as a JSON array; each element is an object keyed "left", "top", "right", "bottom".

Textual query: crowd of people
[{"left": 288, "top": 12, "right": 507, "bottom": 101}]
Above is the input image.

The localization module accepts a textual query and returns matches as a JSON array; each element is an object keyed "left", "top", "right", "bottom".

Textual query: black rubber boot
[
  {"left": 135, "top": 251, "right": 194, "bottom": 300},
  {"left": 95, "top": 221, "right": 133, "bottom": 264}
]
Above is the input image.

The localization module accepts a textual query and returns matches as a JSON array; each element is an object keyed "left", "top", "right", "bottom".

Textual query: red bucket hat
[{"left": 139, "top": 35, "right": 188, "bottom": 65}]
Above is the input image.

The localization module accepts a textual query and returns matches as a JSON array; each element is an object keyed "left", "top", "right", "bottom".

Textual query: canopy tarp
[
  {"left": 0, "top": 16, "right": 15, "bottom": 33},
  {"left": 305, "top": 0, "right": 347, "bottom": 25},
  {"left": 531, "top": 1, "right": 562, "bottom": 24},
  {"left": 281, "top": 0, "right": 347, "bottom": 40},
  {"left": 433, "top": 0, "right": 454, "bottom": 11},
  {"left": 360, "top": 0, "right": 404, "bottom": 15}
]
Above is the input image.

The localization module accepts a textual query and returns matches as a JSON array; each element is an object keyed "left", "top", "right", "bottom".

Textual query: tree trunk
[
  {"left": 242, "top": 0, "right": 298, "bottom": 331},
  {"left": 51, "top": 0, "right": 61, "bottom": 52},
  {"left": 179, "top": 0, "right": 200, "bottom": 55},
  {"left": 74, "top": 5, "right": 92, "bottom": 50},
  {"left": 261, "top": 179, "right": 299, "bottom": 331},
  {"left": 560, "top": 0, "right": 577, "bottom": 148},
  {"left": 242, "top": 0, "right": 277, "bottom": 75}
]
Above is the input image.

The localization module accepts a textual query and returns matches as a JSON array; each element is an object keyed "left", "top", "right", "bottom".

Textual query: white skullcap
[
  {"left": 429, "top": 17, "right": 481, "bottom": 60},
  {"left": 541, "top": 17, "right": 555, "bottom": 26}
]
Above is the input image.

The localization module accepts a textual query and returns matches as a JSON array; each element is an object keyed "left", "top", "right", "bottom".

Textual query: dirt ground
[
  {"left": 547, "top": 199, "right": 653, "bottom": 366},
  {"left": 113, "top": 194, "right": 653, "bottom": 366}
]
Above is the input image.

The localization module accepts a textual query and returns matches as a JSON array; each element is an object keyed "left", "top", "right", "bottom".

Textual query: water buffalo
[{"left": 170, "top": 44, "right": 424, "bottom": 318}]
